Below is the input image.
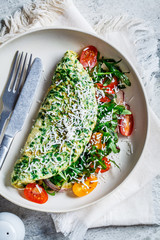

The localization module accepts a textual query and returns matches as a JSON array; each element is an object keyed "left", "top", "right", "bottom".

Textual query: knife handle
[{"left": 0, "top": 134, "right": 13, "bottom": 169}]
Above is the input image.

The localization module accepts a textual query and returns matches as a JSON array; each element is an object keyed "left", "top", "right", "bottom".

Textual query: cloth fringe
[
  {"left": 94, "top": 16, "right": 159, "bottom": 116},
  {"left": 68, "top": 221, "right": 88, "bottom": 240},
  {"left": 51, "top": 212, "right": 87, "bottom": 240},
  {"left": 0, "top": 0, "right": 67, "bottom": 44}
]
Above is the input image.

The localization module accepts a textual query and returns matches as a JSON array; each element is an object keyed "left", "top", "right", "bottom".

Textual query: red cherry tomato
[
  {"left": 24, "top": 183, "right": 48, "bottom": 204},
  {"left": 96, "top": 76, "right": 118, "bottom": 89},
  {"left": 105, "top": 87, "right": 115, "bottom": 95},
  {"left": 95, "top": 83, "right": 103, "bottom": 90},
  {"left": 96, "top": 83, "right": 115, "bottom": 95},
  {"left": 80, "top": 46, "right": 98, "bottom": 70},
  {"left": 100, "top": 96, "right": 111, "bottom": 103},
  {"left": 119, "top": 114, "right": 134, "bottom": 136},
  {"left": 96, "top": 77, "right": 118, "bottom": 99},
  {"left": 95, "top": 157, "right": 111, "bottom": 173},
  {"left": 106, "top": 76, "right": 118, "bottom": 89}
]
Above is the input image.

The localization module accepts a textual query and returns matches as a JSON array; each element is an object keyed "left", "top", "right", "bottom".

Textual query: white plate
[{"left": 0, "top": 28, "right": 149, "bottom": 212}]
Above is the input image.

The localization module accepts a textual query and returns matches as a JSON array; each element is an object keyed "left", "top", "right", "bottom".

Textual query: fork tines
[
  {"left": 8, "top": 51, "right": 32, "bottom": 94},
  {"left": 0, "top": 51, "right": 32, "bottom": 137}
]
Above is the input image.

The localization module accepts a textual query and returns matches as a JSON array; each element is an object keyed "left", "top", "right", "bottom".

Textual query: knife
[{"left": 0, "top": 58, "right": 43, "bottom": 169}]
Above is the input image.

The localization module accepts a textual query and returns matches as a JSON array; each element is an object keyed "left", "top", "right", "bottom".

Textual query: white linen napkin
[
  {"left": 0, "top": 0, "right": 160, "bottom": 239},
  {"left": 52, "top": 109, "right": 160, "bottom": 239}
]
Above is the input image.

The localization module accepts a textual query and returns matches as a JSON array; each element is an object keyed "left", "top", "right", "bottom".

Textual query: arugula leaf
[
  {"left": 97, "top": 51, "right": 100, "bottom": 61},
  {"left": 98, "top": 158, "right": 107, "bottom": 169},
  {"left": 108, "top": 141, "right": 120, "bottom": 153},
  {"left": 98, "top": 59, "right": 131, "bottom": 86},
  {"left": 47, "top": 191, "right": 56, "bottom": 196},
  {"left": 121, "top": 109, "right": 131, "bottom": 115},
  {"left": 109, "top": 159, "right": 120, "bottom": 169}
]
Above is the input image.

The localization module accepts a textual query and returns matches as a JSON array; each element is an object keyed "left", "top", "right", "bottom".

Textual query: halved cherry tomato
[
  {"left": 72, "top": 175, "right": 98, "bottom": 197},
  {"left": 106, "top": 76, "right": 118, "bottom": 89},
  {"left": 100, "top": 96, "right": 111, "bottom": 103},
  {"left": 90, "top": 132, "right": 105, "bottom": 150},
  {"left": 96, "top": 76, "right": 118, "bottom": 90},
  {"left": 95, "top": 82, "right": 104, "bottom": 90},
  {"left": 95, "top": 76, "right": 117, "bottom": 103},
  {"left": 80, "top": 46, "right": 98, "bottom": 70},
  {"left": 96, "top": 83, "right": 115, "bottom": 95},
  {"left": 119, "top": 114, "right": 134, "bottom": 136},
  {"left": 24, "top": 183, "right": 48, "bottom": 204},
  {"left": 105, "top": 87, "right": 115, "bottom": 95},
  {"left": 95, "top": 157, "right": 111, "bottom": 173}
]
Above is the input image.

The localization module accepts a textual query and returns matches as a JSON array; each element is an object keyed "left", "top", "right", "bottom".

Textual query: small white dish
[
  {"left": 0, "top": 28, "right": 149, "bottom": 212},
  {"left": 0, "top": 212, "right": 25, "bottom": 240}
]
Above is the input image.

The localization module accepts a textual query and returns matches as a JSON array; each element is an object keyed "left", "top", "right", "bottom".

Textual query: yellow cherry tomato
[
  {"left": 90, "top": 132, "right": 105, "bottom": 150},
  {"left": 72, "top": 175, "right": 98, "bottom": 197}
]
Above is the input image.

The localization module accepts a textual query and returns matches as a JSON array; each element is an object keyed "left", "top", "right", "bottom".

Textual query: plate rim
[{"left": 0, "top": 26, "right": 150, "bottom": 212}]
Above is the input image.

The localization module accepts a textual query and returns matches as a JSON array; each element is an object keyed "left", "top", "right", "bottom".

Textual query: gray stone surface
[{"left": 0, "top": 0, "right": 160, "bottom": 239}]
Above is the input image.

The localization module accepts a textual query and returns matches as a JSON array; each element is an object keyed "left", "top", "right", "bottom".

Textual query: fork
[{"left": 0, "top": 51, "right": 32, "bottom": 136}]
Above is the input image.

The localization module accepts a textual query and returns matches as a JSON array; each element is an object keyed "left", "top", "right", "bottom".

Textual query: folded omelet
[{"left": 11, "top": 50, "right": 97, "bottom": 188}]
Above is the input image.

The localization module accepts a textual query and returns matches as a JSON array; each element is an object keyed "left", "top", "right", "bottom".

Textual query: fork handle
[
  {"left": 0, "top": 134, "right": 13, "bottom": 169},
  {"left": 0, "top": 111, "right": 10, "bottom": 136}
]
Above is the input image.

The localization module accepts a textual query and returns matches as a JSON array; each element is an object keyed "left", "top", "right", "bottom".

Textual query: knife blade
[{"left": 0, "top": 57, "right": 43, "bottom": 169}]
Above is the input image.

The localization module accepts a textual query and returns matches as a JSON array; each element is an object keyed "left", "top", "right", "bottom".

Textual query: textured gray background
[{"left": 0, "top": 0, "right": 160, "bottom": 239}]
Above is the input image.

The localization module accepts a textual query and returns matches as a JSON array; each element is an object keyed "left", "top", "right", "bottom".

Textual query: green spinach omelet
[{"left": 11, "top": 50, "right": 97, "bottom": 188}]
